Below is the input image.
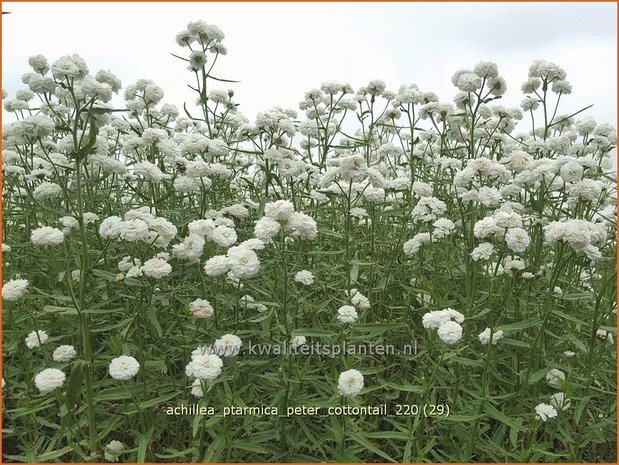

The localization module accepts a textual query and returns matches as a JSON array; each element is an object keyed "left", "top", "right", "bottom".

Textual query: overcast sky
[{"left": 2, "top": 2, "right": 617, "bottom": 129}]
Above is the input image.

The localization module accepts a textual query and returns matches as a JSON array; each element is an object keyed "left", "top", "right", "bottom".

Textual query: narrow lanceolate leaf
[{"left": 65, "top": 360, "right": 87, "bottom": 409}]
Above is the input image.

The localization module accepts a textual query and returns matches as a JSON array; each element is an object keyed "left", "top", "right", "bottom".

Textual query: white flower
[
  {"left": 563, "top": 350, "right": 576, "bottom": 358},
  {"left": 339, "top": 154, "right": 368, "bottom": 181},
  {"left": 503, "top": 258, "right": 525, "bottom": 276},
  {"left": 264, "top": 200, "right": 295, "bottom": 222},
  {"left": 337, "top": 369, "right": 364, "bottom": 397},
  {"left": 432, "top": 218, "right": 455, "bottom": 239},
  {"left": 549, "top": 392, "right": 571, "bottom": 411},
  {"left": 290, "top": 336, "right": 307, "bottom": 349},
  {"left": 33, "top": 182, "right": 62, "bottom": 201},
  {"left": 25, "top": 330, "right": 49, "bottom": 349},
  {"left": 134, "top": 161, "right": 168, "bottom": 183},
  {"left": 505, "top": 227, "right": 530, "bottom": 253},
  {"left": 31, "top": 226, "right": 64, "bottom": 246},
  {"left": 172, "top": 234, "right": 205, "bottom": 261},
  {"left": 403, "top": 233, "right": 432, "bottom": 255},
  {"left": 254, "top": 216, "right": 281, "bottom": 242},
  {"left": 535, "top": 403, "right": 558, "bottom": 421},
  {"left": 189, "top": 298, "right": 214, "bottom": 319},
  {"left": 210, "top": 225, "right": 237, "bottom": 247},
  {"left": 140, "top": 257, "right": 172, "bottom": 279},
  {"left": 2, "top": 278, "right": 29, "bottom": 301},
  {"left": 99, "top": 216, "right": 123, "bottom": 239},
  {"left": 350, "top": 289, "right": 370, "bottom": 310},
  {"left": 126, "top": 266, "right": 143, "bottom": 279},
  {"left": 83, "top": 212, "right": 99, "bottom": 225},
  {"left": 53, "top": 345, "right": 77, "bottom": 362},
  {"left": 473, "top": 217, "right": 501, "bottom": 239},
  {"left": 411, "top": 197, "right": 447, "bottom": 223},
  {"left": 238, "top": 238, "right": 265, "bottom": 251},
  {"left": 185, "top": 354, "right": 224, "bottom": 380},
  {"left": 286, "top": 212, "right": 318, "bottom": 240},
  {"left": 34, "top": 368, "right": 65, "bottom": 394},
  {"left": 226, "top": 246, "right": 260, "bottom": 279},
  {"left": 60, "top": 216, "right": 79, "bottom": 234},
  {"left": 478, "top": 328, "right": 504, "bottom": 345},
  {"left": 203, "top": 255, "right": 230, "bottom": 277},
  {"left": 108, "top": 355, "right": 140, "bottom": 380},
  {"left": 546, "top": 368, "right": 566, "bottom": 389},
  {"left": 471, "top": 243, "right": 494, "bottom": 261},
  {"left": 104, "top": 440, "right": 124, "bottom": 462},
  {"left": 596, "top": 329, "right": 614, "bottom": 345},
  {"left": 422, "top": 308, "right": 464, "bottom": 330},
  {"left": 437, "top": 321, "right": 463, "bottom": 345},
  {"left": 559, "top": 160, "right": 584, "bottom": 183},
  {"left": 2, "top": 243, "right": 11, "bottom": 253},
  {"left": 190, "top": 379, "right": 204, "bottom": 398},
  {"left": 294, "top": 270, "right": 314, "bottom": 285},
  {"left": 118, "top": 219, "right": 150, "bottom": 242},
  {"left": 188, "top": 219, "right": 215, "bottom": 237},
  {"left": 214, "top": 334, "right": 242, "bottom": 357},
  {"left": 337, "top": 305, "right": 358, "bottom": 323}
]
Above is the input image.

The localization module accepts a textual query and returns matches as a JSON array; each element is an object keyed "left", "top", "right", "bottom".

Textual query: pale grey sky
[{"left": 2, "top": 2, "right": 617, "bottom": 128}]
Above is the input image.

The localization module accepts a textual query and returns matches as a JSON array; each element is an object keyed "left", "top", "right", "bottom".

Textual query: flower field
[{"left": 1, "top": 20, "right": 617, "bottom": 463}]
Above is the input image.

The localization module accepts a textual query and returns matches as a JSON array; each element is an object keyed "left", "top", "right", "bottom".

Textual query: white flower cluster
[
  {"left": 188, "top": 298, "right": 214, "bottom": 319},
  {"left": 25, "top": 330, "right": 48, "bottom": 349},
  {"left": 422, "top": 308, "right": 465, "bottom": 345},
  {"left": 2, "top": 278, "right": 29, "bottom": 301},
  {"left": 108, "top": 355, "right": 140, "bottom": 380},
  {"left": 254, "top": 200, "right": 318, "bottom": 242},
  {"left": 100, "top": 207, "right": 178, "bottom": 248},
  {"left": 104, "top": 440, "right": 125, "bottom": 462},
  {"left": 116, "top": 252, "right": 173, "bottom": 280},
  {"left": 544, "top": 219, "right": 608, "bottom": 261},
  {"left": 478, "top": 327, "right": 504, "bottom": 345},
  {"left": 337, "top": 369, "right": 364, "bottom": 397},
  {"left": 34, "top": 368, "right": 65, "bottom": 394},
  {"left": 294, "top": 270, "right": 315, "bottom": 286},
  {"left": 53, "top": 345, "right": 77, "bottom": 362}
]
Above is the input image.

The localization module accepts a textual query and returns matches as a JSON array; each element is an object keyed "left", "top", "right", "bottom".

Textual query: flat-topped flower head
[
  {"left": 31, "top": 226, "right": 64, "bottom": 246},
  {"left": 214, "top": 334, "right": 242, "bottom": 357},
  {"left": 294, "top": 270, "right": 314, "bottom": 286},
  {"left": 104, "top": 440, "right": 124, "bottom": 462},
  {"left": 109, "top": 355, "right": 140, "bottom": 380},
  {"left": 338, "top": 369, "right": 364, "bottom": 397},
  {"left": 53, "top": 345, "right": 77, "bottom": 362},
  {"left": 34, "top": 368, "right": 65, "bottom": 394},
  {"left": 25, "top": 330, "right": 48, "bottom": 349},
  {"left": 2, "top": 279, "right": 28, "bottom": 301},
  {"left": 185, "top": 354, "right": 223, "bottom": 380},
  {"left": 337, "top": 305, "right": 358, "bottom": 324},
  {"left": 535, "top": 403, "right": 558, "bottom": 422},
  {"left": 189, "top": 298, "right": 214, "bottom": 319}
]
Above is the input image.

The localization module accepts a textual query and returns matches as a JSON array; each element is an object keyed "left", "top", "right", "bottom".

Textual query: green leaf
[
  {"left": 485, "top": 403, "right": 521, "bottom": 431},
  {"left": 42, "top": 305, "right": 78, "bottom": 315},
  {"left": 498, "top": 318, "right": 542, "bottom": 332},
  {"left": 352, "top": 323, "right": 401, "bottom": 333},
  {"left": 146, "top": 306, "right": 163, "bottom": 338},
  {"left": 348, "top": 430, "right": 397, "bottom": 462},
  {"left": 91, "top": 269, "right": 120, "bottom": 281},
  {"left": 292, "top": 328, "right": 335, "bottom": 338},
  {"left": 65, "top": 359, "right": 87, "bottom": 409},
  {"left": 230, "top": 442, "right": 270, "bottom": 454},
  {"left": 527, "top": 367, "right": 549, "bottom": 384},
  {"left": 202, "top": 435, "right": 226, "bottom": 462},
  {"left": 36, "top": 447, "right": 74, "bottom": 461}
]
